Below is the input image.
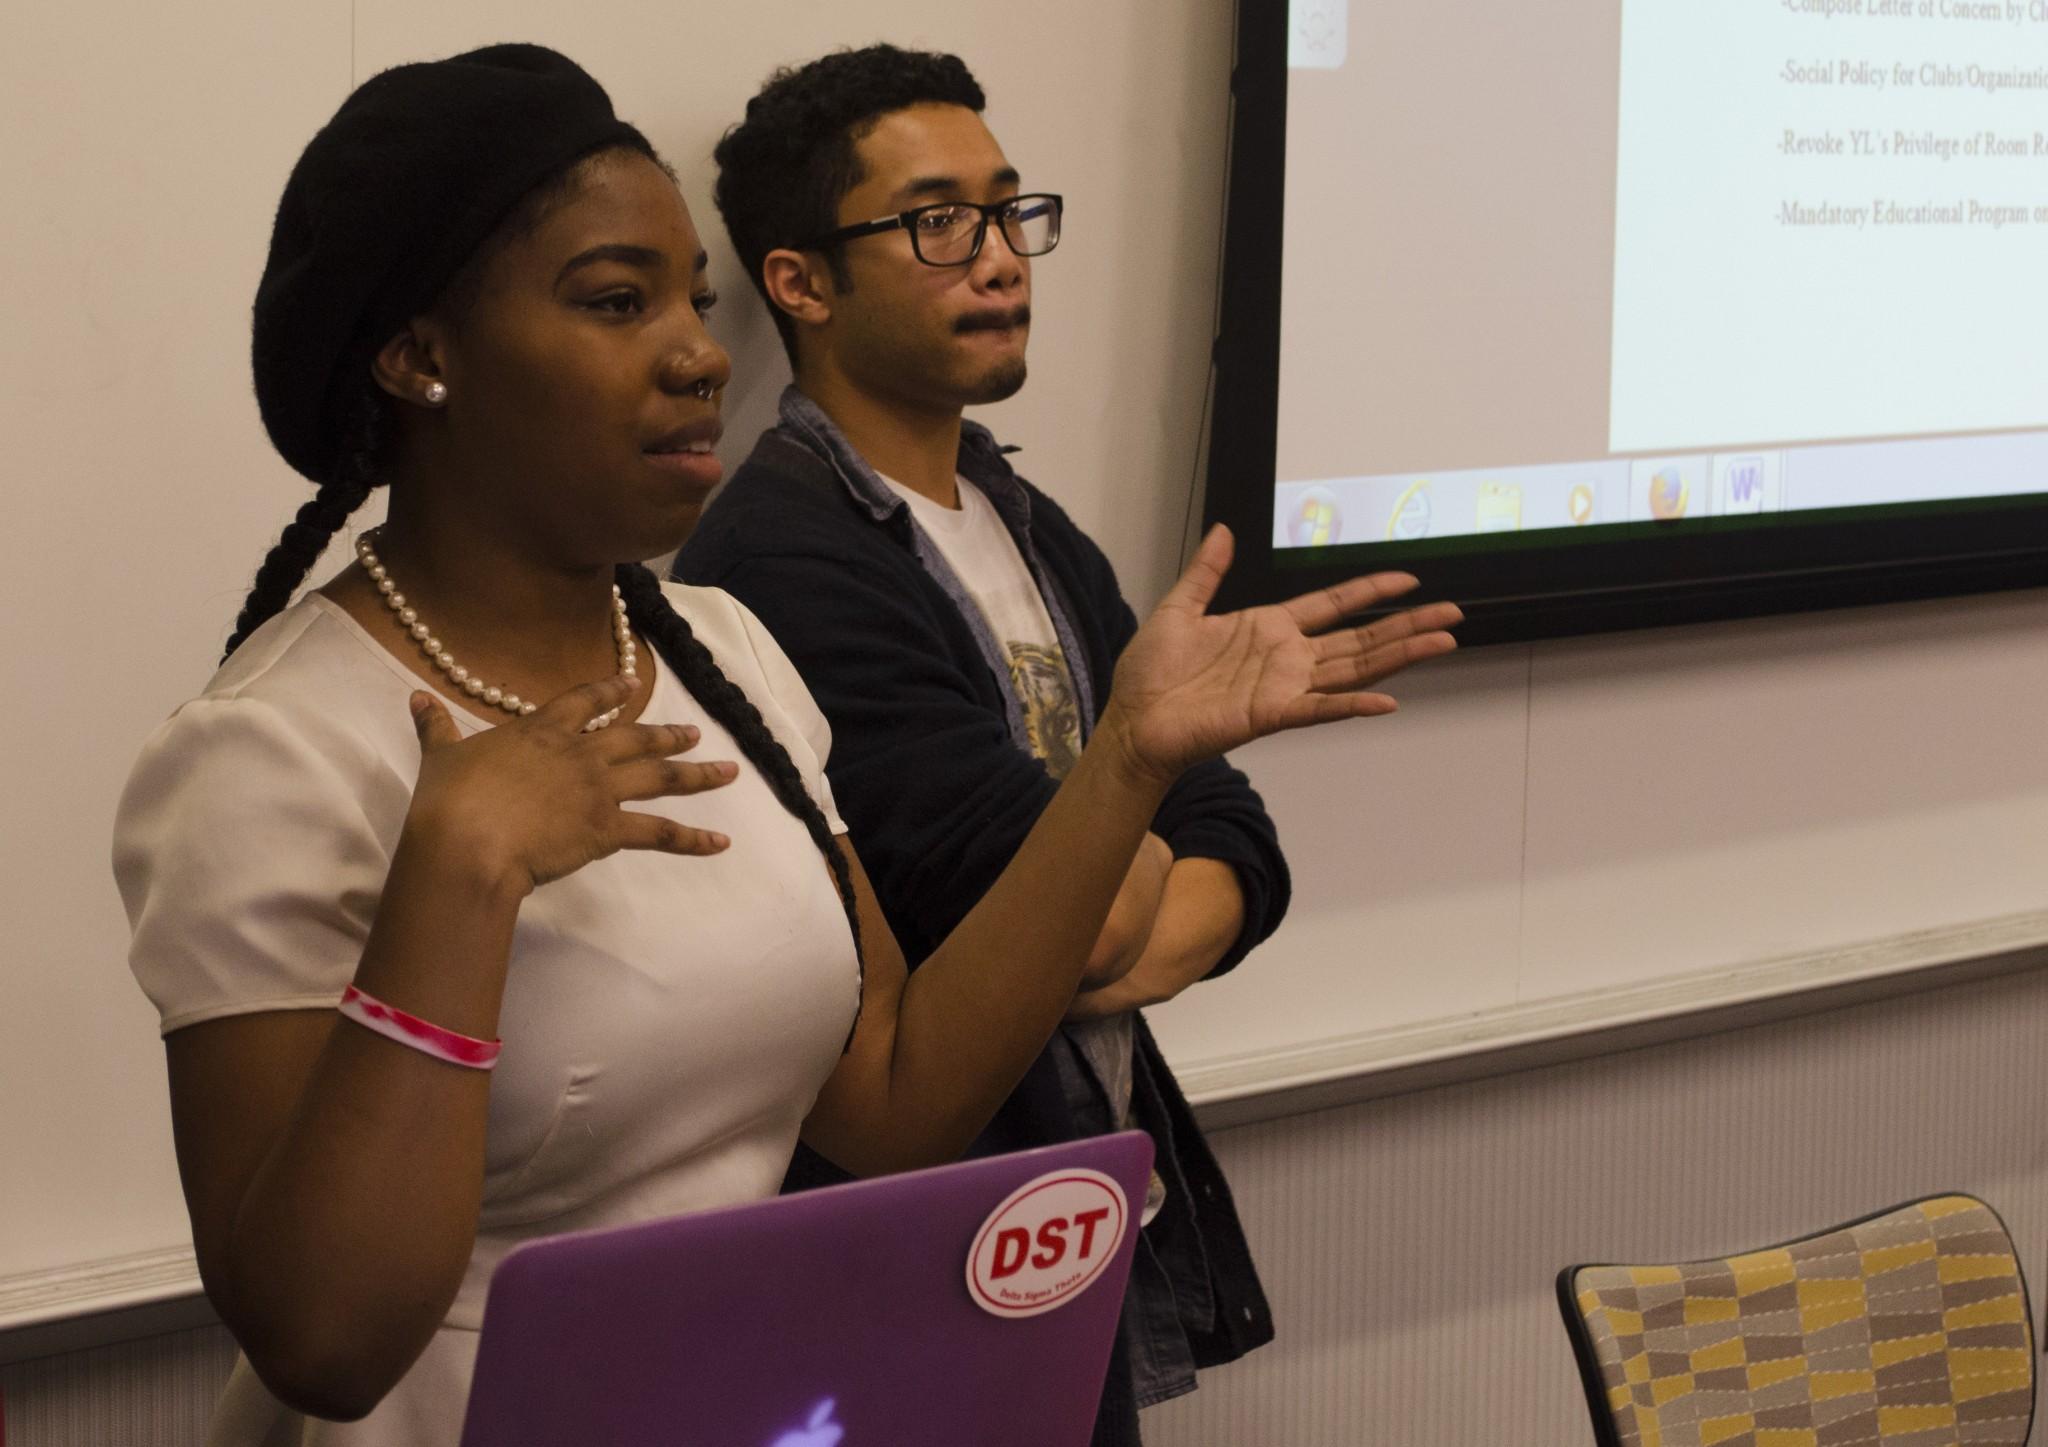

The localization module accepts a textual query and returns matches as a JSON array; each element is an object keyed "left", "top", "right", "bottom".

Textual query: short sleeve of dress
[
  {"left": 662, "top": 582, "right": 846, "bottom": 837},
  {"left": 113, "top": 694, "right": 393, "bottom": 1034}
]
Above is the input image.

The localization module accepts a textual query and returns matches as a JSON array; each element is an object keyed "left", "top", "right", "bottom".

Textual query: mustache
[{"left": 954, "top": 305, "right": 1031, "bottom": 334}]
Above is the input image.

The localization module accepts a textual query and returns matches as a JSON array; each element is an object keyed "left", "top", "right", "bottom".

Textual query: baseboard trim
[{"left": 0, "top": 1248, "right": 213, "bottom": 1365}]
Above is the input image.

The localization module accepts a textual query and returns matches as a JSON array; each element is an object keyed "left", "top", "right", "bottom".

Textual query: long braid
[
  {"left": 616, "top": 563, "right": 866, "bottom": 1000},
  {"left": 222, "top": 391, "right": 385, "bottom": 661}
]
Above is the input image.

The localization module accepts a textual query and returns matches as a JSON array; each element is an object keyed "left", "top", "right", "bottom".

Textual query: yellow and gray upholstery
[{"left": 1557, "top": 1195, "right": 2034, "bottom": 1447}]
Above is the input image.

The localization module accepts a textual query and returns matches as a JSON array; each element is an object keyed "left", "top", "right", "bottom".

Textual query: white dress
[{"left": 113, "top": 585, "right": 862, "bottom": 1446}]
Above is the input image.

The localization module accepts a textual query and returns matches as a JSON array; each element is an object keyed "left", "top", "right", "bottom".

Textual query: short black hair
[{"left": 713, "top": 44, "right": 986, "bottom": 362}]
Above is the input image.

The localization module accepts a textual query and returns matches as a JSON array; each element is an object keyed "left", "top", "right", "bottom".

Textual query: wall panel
[
  {"left": 10, "top": 969, "right": 2043, "bottom": 1443},
  {"left": 1149, "top": 965, "right": 2048, "bottom": 1444}
]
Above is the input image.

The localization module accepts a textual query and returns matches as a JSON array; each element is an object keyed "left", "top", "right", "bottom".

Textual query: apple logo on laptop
[{"left": 768, "top": 1398, "right": 843, "bottom": 1447}]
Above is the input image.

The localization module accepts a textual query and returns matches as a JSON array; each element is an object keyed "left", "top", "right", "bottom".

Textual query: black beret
[{"left": 252, "top": 43, "right": 652, "bottom": 483}]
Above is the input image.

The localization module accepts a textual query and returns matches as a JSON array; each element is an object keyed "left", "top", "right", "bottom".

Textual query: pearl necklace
[{"left": 355, "top": 533, "right": 636, "bottom": 731}]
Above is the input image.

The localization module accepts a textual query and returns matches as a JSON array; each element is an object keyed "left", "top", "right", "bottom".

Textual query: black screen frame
[{"left": 1202, "top": 0, "right": 2048, "bottom": 645}]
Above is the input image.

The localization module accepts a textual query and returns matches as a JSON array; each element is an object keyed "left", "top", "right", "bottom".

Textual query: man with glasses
[{"left": 678, "top": 46, "right": 1284, "bottom": 1443}]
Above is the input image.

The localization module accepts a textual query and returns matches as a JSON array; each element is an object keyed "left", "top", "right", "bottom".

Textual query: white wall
[
  {"left": 2, "top": 0, "right": 359, "bottom": 1281},
  {"left": 1, "top": 0, "right": 1235, "bottom": 1283},
  {"left": 1147, "top": 585, "right": 2048, "bottom": 1068},
  {"left": 5, "top": 0, "right": 2045, "bottom": 1337}
]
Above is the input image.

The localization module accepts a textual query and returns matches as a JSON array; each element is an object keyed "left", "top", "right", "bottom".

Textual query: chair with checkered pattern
[{"left": 1557, "top": 1194, "right": 2035, "bottom": 1447}]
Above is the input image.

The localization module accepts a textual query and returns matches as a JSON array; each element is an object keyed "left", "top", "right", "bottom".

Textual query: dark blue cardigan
[{"left": 675, "top": 408, "right": 1281, "bottom": 1381}]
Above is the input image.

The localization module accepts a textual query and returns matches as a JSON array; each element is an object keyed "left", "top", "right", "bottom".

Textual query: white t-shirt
[
  {"left": 882, "top": 475, "right": 1084, "bottom": 778},
  {"left": 880, "top": 476, "right": 1135, "bottom": 1130},
  {"left": 113, "top": 584, "right": 859, "bottom": 1447}
]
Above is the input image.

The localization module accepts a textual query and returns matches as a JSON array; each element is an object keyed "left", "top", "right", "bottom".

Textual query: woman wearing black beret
[{"left": 111, "top": 43, "right": 1458, "bottom": 1443}]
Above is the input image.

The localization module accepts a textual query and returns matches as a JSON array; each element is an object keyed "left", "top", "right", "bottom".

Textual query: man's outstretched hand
[{"left": 1103, "top": 524, "right": 1462, "bottom": 785}]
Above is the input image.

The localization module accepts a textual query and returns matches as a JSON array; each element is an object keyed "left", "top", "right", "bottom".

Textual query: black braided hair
[
  {"left": 616, "top": 562, "right": 866, "bottom": 1001},
  {"left": 221, "top": 388, "right": 385, "bottom": 661}
]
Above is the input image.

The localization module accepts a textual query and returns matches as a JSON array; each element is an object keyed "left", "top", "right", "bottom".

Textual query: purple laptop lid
[{"left": 459, "top": 1130, "right": 1154, "bottom": 1447}]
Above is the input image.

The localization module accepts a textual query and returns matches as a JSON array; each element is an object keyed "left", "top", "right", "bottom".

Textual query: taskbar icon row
[{"left": 1277, "top": 452, "right": 1786, "bottom": 549}]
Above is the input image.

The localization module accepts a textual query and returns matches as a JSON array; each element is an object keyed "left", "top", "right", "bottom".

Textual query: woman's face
[{"left": 429, "top": 149, "right": 732, "bottom": 564}]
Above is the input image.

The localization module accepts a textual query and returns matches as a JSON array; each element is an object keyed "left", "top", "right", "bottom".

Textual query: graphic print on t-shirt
[
  {"left": 1009, "top": 641, "right": 1082, "bottom": 780},
  {"left": 874, "top": 471, "right": 1137, "bottom": 1148}
]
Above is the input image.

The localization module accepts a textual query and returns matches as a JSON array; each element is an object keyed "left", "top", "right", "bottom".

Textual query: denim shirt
[{"left": 773, "top": 388, "right": 1101, "bottom": 743}]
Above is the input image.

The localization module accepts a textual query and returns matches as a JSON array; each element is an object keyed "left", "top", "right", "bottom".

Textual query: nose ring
[{"left": 691, "top": 379, "right": 715, "bottom": 401}]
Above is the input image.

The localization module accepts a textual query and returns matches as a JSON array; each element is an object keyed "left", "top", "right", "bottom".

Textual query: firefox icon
[{"left": 1649, "top": 466, "right": 1689, "bottom": 521}]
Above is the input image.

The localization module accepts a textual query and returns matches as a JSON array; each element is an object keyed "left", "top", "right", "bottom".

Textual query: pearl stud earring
[{"left": 423, "top": 381, "right": 448, "bottom": 405}]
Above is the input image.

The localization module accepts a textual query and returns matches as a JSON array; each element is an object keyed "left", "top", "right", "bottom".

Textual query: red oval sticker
[{"left": 965, "top": 1168, "right": 1129, "bottom": 1318}]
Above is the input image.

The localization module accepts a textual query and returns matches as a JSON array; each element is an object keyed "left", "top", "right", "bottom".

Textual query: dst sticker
[{"left": 966, "top": 1168, "right": 1129, "bottom": 1318}]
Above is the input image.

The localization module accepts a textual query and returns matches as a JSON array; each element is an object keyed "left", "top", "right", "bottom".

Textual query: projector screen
[{"left": 1204, "top": 0, "right": 2048, "bottom": 637}]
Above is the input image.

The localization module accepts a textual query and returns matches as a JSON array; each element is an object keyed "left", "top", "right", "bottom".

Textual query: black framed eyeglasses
[{"left": 798, "top": 193, "right": 1064, "bottom": 267}]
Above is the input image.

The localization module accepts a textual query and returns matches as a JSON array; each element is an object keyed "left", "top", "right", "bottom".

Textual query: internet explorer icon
[{"left": 1386, "top": 480, "right": 1432, "bottom": 541}]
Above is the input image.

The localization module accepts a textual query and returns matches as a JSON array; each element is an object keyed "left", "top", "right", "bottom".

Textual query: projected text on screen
[
  {"left": 1612, "top": 0, "right": 2048, "bottom": 453},
  {"left": 1271, "top": 0, "right": 2048, "bottom": 552}
]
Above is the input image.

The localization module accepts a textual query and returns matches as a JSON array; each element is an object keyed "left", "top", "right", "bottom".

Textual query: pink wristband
[{"left": 337, "top": 985, "right": 502, "bottom": 1070}]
